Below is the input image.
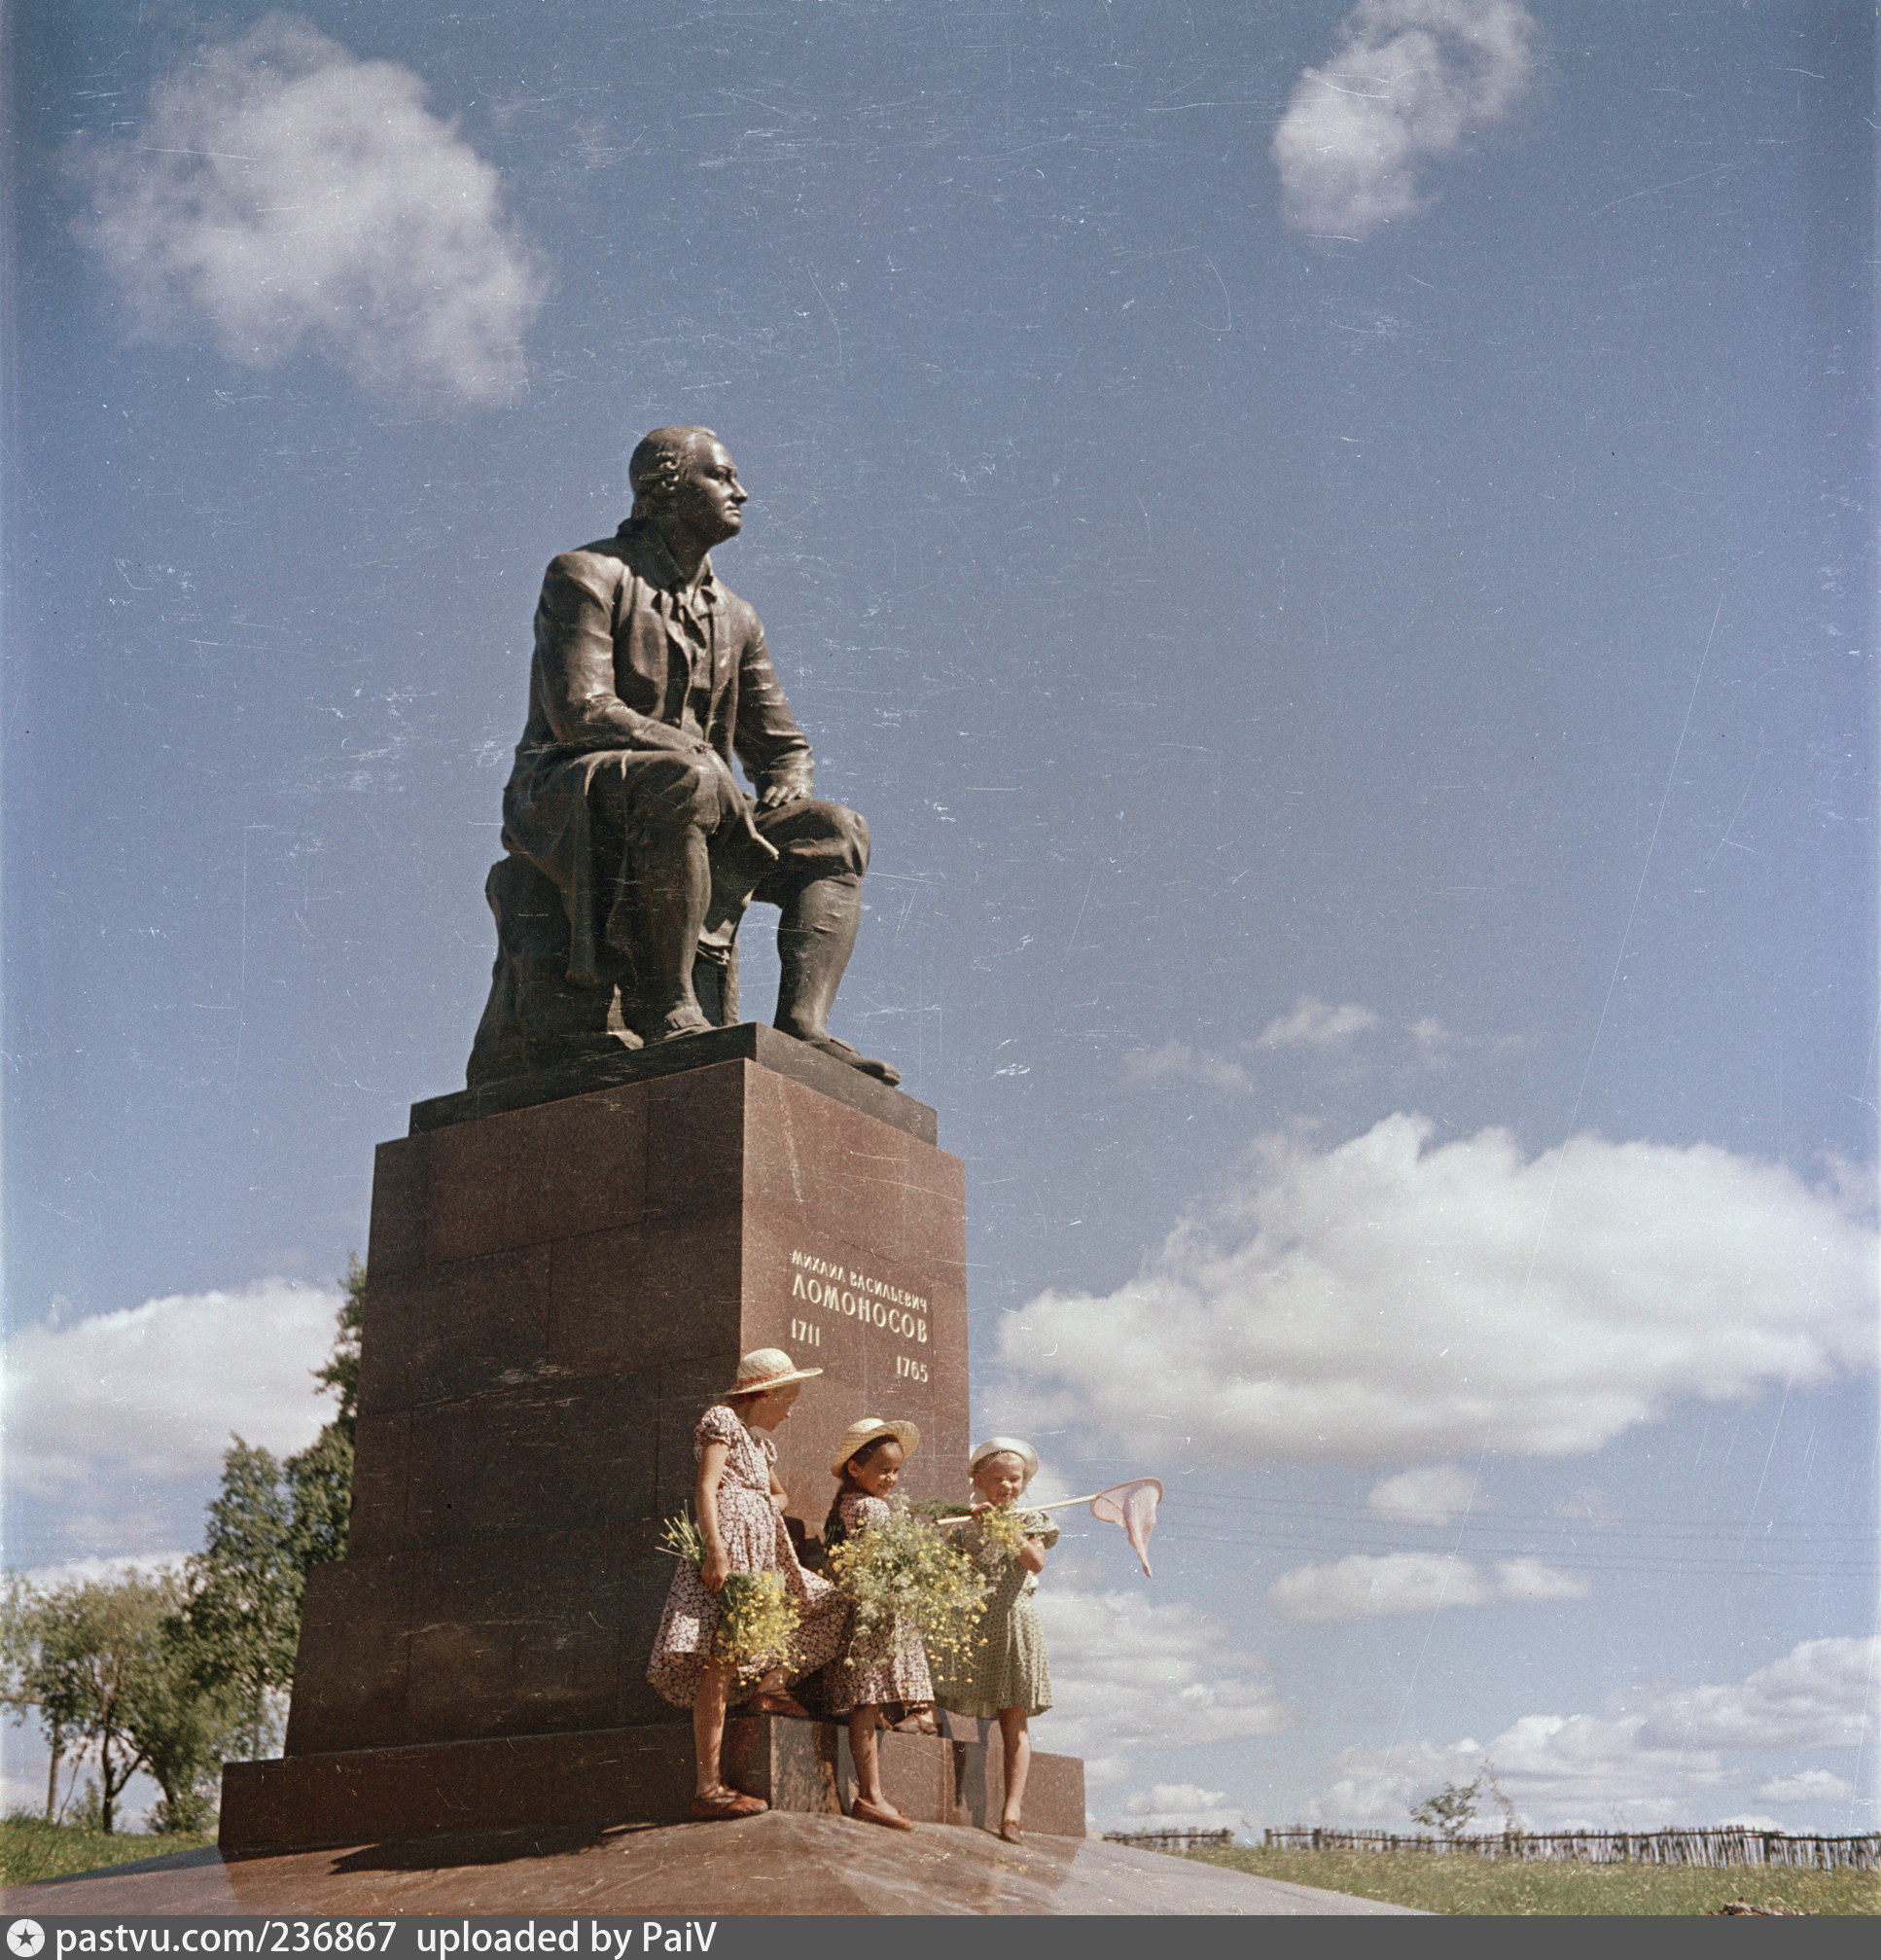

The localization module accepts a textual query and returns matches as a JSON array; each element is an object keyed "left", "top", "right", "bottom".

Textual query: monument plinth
[{"left": 220, "top": 1033, "right": 1084, "bottom": 1846}]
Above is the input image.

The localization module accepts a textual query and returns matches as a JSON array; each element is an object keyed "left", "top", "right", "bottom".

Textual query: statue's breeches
[{"left": 503, "top": 745, "right": 869, "bottom": 988}]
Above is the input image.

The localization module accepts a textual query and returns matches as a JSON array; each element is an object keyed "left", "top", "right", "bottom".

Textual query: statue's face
[{"left": 669, "top": 437, "right": 747, "bottom": 545}]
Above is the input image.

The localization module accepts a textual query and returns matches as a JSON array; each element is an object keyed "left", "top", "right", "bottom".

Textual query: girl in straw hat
[
  {"left": 822, "top": 1417, "right": 936, "bottom": 1832},
  {"left": 931, "top": 1437, "right": 1058, "bottom": 1843},
  {"left": 647, "top": 1348, "right": 851, "bottom": 1820}
]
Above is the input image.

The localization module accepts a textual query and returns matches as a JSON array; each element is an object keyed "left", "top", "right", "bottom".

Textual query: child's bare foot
[{"left": 854, "top": 1795, "right": 915, "bottom": 1832}]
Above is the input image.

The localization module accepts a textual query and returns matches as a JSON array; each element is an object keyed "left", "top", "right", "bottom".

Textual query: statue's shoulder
[{"left": 544, "top": 533, "right": 634, "bottom": 585}]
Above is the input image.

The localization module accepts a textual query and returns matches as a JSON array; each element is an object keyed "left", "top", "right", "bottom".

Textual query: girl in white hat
[
  {"left": 647, "top": 1348, "right": 851, "bottom": 1820},
  {"left": 931, "top": 1436, "right": 1059, "bottom": 1843},
  {"left": 822, "top": 1417, "right": 936, "bottom": 1832}
]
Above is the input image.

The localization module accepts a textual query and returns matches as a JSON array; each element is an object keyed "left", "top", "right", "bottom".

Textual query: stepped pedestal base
[
  {"left": 217, "top": 1044, "right": 1086, "bottom": 1856},
  {"left": 221, "top": 1718, "right": 1084, "bottom": 1849}
]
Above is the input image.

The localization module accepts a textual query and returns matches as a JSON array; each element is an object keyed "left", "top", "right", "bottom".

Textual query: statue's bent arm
[{"left": 731, "top": 622, "right": 815, "bottom": 800}]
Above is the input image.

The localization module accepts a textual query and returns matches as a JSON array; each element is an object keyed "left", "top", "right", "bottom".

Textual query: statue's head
[{"left": 628, "top": 425, "right": 746, "bottom": 548}]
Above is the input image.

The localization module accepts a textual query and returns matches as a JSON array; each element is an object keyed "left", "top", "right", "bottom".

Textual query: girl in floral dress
[
  {"left": 931, "top": 1436, "right": 1058, "bottom": 1843},
  {"left": 647, "top": 1348, "right": 851, "bottom": 1820},
  {"left": 822, "top": 1417, "right": 936, "bottom": 1832}
]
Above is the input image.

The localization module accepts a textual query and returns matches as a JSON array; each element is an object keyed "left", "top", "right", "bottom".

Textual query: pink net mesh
[{"left": 1088, "top": 1479, "right": 1163, "bottom": 1577}]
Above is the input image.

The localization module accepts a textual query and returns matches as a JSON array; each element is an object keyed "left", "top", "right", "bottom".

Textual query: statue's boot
[
  {"left": 774, "top": 873, "right": 901, "bottom": 1087},
  {"left": 619, "top": 828, "right": 716, "bottom": 1043}
]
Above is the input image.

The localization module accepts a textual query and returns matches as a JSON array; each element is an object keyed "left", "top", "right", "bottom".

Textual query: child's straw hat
[
  {"left": 969, "top": 1435, "right": 1040, "bottom": 1481},
  {"left": 724, "top": 1347, "right": 823, "bottom": 1398},
  {"left": 830, "top": 1416, "right": 921, "bottom": 1476}
]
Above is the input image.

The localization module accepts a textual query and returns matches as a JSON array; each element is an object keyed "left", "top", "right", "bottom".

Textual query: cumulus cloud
[
  {"left": 1757, "top": 1769, "right": 1854, "bottom": 1804},
  {"left": 19, "top": 1552, "right": 191, "bottom": 1591},
  {"left": 1550, "top": 1485, "right": 1623, "bottom": 1524},
  {"left": 989, "top": 1114, "right": 1877, "bottom": 1466},
  {"left": 1637, "top": 1638, "right": 1881, "bottom": 1752},
  {"left": 1272, "top": 0, "right": 1539, "bottom": 238},
  {"left": 1407, "top": 1016, "right": 1532, "bottom": 1072},
  {"left": 1266, "top": 1550, "right": 1588, "bottom": 1621},
  {"left": 1112, "top": 1783, "right": 1250, "bottom": 1836},
  {"left": 1034, "top": 1573, "right": 1294, "bottom": 1783},
  {"left": 74, "top": 15, "right": 546, "bottom": 402},
  {"left": 1366, "top": 1463, "right": 1484, "bottom": 1525},
  {"left": 1309, "top": 1636, "right": 1881, "bottom": 1828},
  {"left": 4, "top": 1277, "right": 340, "bottom": 1499},
  {"left": 1121, "top": 1041, "right": 1252, "bottom": 1093},
  {"left": 1254, "top": 995, "right": 1380, "bottom": 1051}
]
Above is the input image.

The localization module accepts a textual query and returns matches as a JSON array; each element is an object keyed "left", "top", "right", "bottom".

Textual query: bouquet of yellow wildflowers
[
  {"left": 657, "top": 1510, "right": 802, "bottom": 1681},
  {"left": 826, "top": 1500, "right": 990, "bottom": 1664}
]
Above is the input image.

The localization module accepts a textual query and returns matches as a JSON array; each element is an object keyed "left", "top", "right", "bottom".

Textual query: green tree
[
  {"left": 180, "top": 1259, "right": 366, "bottom": 1762},
  {"left": 312, "top": 1252, "right": 366, "bottom": 1446},
  {"left": 0, "top": 1574, "right": 222, "bottom": 1834},
  {"left": 1409, "top": 1776, "right": 1483, "bottom": 1843},
  {"left": 184, "top": 1441, "right": 302, "bottom": 1762},
  {"left": 284, "top": 1425, "right": 355, "bottom": 1575},
  {"left": 2, "top": 1573, "right": 87, "bottom": 1820},
  {"left": 135, "top": 1609, "right": 244, "bottom": 1835},
  {"left": 283, "top": 1253, "right": 364, "bottom": 1572}
]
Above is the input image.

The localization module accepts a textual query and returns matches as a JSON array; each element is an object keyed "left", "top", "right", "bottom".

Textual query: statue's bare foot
[{"left": 791, "top": 1032, "right": 901, "bottom": 1087}]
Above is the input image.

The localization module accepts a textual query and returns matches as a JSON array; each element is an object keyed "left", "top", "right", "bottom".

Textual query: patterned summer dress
[
  {"left": 824, "top": 1492, "right": 936, "bottom": 1715},
  {"left": 647, "top": 1405, "right": 850, "bottom": 1708},
  {"left": 930, "top": 1508, "right": 1059, "bottom": 1720}
]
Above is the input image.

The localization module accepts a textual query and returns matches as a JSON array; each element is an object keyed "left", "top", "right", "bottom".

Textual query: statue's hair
[{"left": 628, "top": 426, "right": 717, "bottom": 517}]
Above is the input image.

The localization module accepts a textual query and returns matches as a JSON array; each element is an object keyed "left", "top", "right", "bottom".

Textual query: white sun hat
[
  {"left": 830, "top": 1416, "right": 921, "bottom": 1477},
  {"left": 724, "top": 1346, "right": 824, "bottom": 1398},
  {"left": 969, "top": 1435, "right": 1040, "bottom": 1482}
]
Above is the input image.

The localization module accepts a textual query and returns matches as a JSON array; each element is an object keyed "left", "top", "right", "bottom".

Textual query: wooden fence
[
  {"left": 1105, "top": 1828, "right": 1236, "bottom": 1851},
  {"left": 1262, "top": 1827, "right": 1880, "bottom": 1871}
]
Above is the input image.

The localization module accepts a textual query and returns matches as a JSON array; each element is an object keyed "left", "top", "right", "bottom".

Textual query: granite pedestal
[{"left": 220, "top": 1028, "right": 1084, "bottom": 1848}]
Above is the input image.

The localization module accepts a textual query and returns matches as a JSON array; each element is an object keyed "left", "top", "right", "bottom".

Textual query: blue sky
[{"left": 5, "top": 0, "right": 1875, "bottom": 1836}]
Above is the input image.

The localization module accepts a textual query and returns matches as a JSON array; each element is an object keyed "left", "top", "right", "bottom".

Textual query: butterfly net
[{"left": 1087, "top": 1479, "right": 1163, "bottom": 1576}]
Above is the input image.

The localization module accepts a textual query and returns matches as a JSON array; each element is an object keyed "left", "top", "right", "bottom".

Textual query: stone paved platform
[{"left": 5, "top": 1813, "right": 1423, "bottom": 1915}]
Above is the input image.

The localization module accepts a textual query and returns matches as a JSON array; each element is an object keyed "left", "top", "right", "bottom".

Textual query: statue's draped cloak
[{"left": 502, "top": 517, "right": 813, "bottom": 986}]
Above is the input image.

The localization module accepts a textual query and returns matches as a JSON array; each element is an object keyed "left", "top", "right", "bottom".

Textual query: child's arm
[
  {"left": 1017, "top": 1536, "right": 1047, "bottom": 1576},
  {"left": 769, "top": 1462, "right": 788, "bottom": 1515},
  {"left": 696, "top": 1439, "right": 731, "bottom": 1593}
]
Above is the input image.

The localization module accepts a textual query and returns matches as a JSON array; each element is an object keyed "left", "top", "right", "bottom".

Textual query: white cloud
[
  {"left": 1110, "top": 1783, "right": 1250, "bottom": 1836},
  {"left": 1272, "top": 0, "right": 1539, "bottom": 239},
  {"left": 1266, "top": 1550, "right": 1588, "bottom": 1621},
  {"left": 1307, "top": 1637, "right": 1881, "bottom": 1829},
  {"left": 1254, "top": 995, "right": 1380, "bottom": 1051},
  {"left": 1550, "top": 1486, "right": 1623, "bottom": 1524},
  {"left": 3, "top": 1277, "right": 340, "bottom": 1498},
  {"left": 1493, "top": 1558, "right": 1593, "bottom": 1604},
  {"left": 75, "top": 15, "right": 546, "bottom": 402},
  {"left": 1637, "top": 1637, "right": 1881, "bottom": 1751},
  {"left": 1122, "top": 1041, "right": 1251, "bottom": 1093},
  {"left": 1757, "top": 1769, "right": 1854, "bottom": 1804},
  {"left": 1406, "top": 1016, "right": 1531, "bottom": 1072},
  {"left": 1034, "top": 1573, "right": 1294, "bottom": 1782},
  {"left": 989, "top": 1115, "right": 1877, "bottom": 1466},
  {"left": 1367, "top": 1463, "right": 1484, "bottom": 1525},
  {"left": 18, "top": 1552, "right": 191, "bottom": 1591}
]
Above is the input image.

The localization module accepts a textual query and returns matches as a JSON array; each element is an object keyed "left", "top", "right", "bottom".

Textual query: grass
[
  {"left": 3, "top": 1815, "right": 213, "bottom": 1889},
  {"left": 1185, "top": 1844, "right": 1881, "bottom": 1915}
]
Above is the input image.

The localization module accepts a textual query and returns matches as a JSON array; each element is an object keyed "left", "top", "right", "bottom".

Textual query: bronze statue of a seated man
[{"left": 467, "top": 425, "right": 898, "bottom": 1087}]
